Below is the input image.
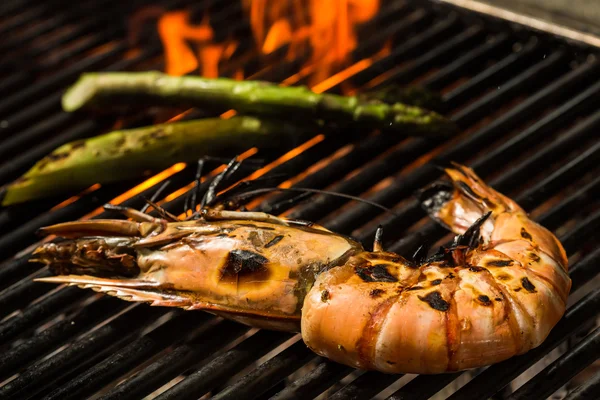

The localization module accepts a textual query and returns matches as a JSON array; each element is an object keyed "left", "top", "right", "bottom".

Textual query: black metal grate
[{"left": 0, "top": 1, "right": 599, "bottom": 399}]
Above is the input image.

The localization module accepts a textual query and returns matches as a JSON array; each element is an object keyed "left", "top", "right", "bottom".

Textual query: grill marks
[
  {"left": 521, "top": 277, "right": 536, "bottom": 293},
  {"left": 264, "top": 235, "right": 284, "bottom": 248},
  {"left": 486, "top": 259, "right": 513, "bottom": 267},
  {"left": 418, "top": 291, "right": 450, "bottom": 311},
  {"left": 477, "top": 295, "right": 492, "bottom": 306},
  {"left": 356, "top": 294, "right": 399, "bottom": 369},
  {"left": 444, "top": 274, "right": 461, "bottom": 371},
  {"left": 355, "top": 264, "right": 398, "bottom": 283},
  {"left": 220, "top": 249, "right": 270, "bottom": 284},
  {"left": 520, "top": 227, "right": 533, "bottom": 240},
  {"left": 492, "top": 279, "right": 528, "bottom": 354}
]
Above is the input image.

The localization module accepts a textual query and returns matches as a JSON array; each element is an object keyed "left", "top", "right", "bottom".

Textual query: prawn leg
[
  {"left": 201, "top": 208, "right": 331, "bottom": 232},
  {"left": 103, "top": 203, "right": 163, "bottom": 223},
  {"left": 373, "top": 226, "right": 384, "bottom": 252},
  {"left": 202, "top": 209, "right": 291, "bottom": 226},
  {"left": 36, "top": 219, "right": 162, "bottom": 238}
]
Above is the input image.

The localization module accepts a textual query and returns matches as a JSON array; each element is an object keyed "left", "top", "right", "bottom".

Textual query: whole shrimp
[{"left": 32, "top": 163, "right": 570, "bottom": 374}]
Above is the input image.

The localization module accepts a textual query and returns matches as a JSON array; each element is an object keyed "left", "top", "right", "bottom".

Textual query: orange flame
[
  {"left": 158, "top": 11, "right": 215, "bottom": 76},
  {"left": 157, "top": 1, "right": 379, "bottom": 81},
  {"left": 244, "top": 0, "right": 379, "bottom": 84}
]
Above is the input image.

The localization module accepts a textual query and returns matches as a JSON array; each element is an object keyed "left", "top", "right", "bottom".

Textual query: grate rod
[
  {"left": 270, "top": 360, "right": 353, "bottom": 400},
  {"left": 155, "top": 330, "right": 293, "bottom": 400},
  {"left": 508, "top": 326, "right": 600, "bottom": 400},
  {"left": 98, "top": 320, "right": 249, "bottom": 400},
  {"left": 563, "top": 368, "right": 600, "bottom": 400},
  {"left": 0, "top": 305, "right": 162, "bottom": 399},
  {"left": 211, "top": 339, "right": 315, "bottom": 400},
  {"left": 42, "top": 312, "right": 205, "bottom": 400}
]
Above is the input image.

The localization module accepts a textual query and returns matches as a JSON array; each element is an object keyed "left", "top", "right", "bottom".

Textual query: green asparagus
[
  {"left": 62, "top": 72, "right": 457, "bottom": 137},
  {"left": 1, "top": 116, "right": 309, "bottom": 206},
  {"left": 359, "top": 85, "right": 443, "bottom": 112}
]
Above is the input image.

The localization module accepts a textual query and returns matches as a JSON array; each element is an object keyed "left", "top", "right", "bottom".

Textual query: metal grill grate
[{"left": 0, "top": 1, "right": 599, "bottom": 399}]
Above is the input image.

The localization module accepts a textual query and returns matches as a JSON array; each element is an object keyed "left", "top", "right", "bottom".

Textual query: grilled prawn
[{"left": 32, "top": 164, "right": 570, "bottom": 374}]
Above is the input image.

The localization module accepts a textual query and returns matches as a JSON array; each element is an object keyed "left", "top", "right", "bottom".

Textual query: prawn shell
[
  {"left": 450, "top": 268, "right": 518, "bottom": 370},
  {"left": 492, "top": 213, "right": 568, "bottom": 269}
]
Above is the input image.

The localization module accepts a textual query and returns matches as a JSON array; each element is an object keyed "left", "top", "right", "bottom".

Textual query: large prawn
[{"left": 32, "top": 163, "right": 570, "bottom": 374}]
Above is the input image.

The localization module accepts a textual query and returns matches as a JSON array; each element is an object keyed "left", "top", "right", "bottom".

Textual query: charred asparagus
[
  {"left": 1, "top": 116, "right": 308, "bottom": 206},
  {"left": 62, "top": 72, "right": 456, "bottom": 136},
  {"left": 359, "top": 85, "right": 443, "bottom": 111}
]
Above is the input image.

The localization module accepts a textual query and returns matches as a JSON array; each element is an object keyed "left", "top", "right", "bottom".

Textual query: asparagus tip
[{"left": 62, "top": 74, "right": 97, "bottom": 112}]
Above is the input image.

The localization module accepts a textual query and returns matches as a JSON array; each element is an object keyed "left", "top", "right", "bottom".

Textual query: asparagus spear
[
  {"left": 359, "top": 85, "right": 443, "bottom": 112},
  {"left": 62, "top": 72, "right": 457, "bottom": 137},
  {"left": 1, "top": 116, "right": 308, "bottom": 206}
]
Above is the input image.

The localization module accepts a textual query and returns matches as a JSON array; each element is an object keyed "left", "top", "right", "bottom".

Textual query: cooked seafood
[{"left": 32, "top": 163, "right": 570, "bottom": 374}]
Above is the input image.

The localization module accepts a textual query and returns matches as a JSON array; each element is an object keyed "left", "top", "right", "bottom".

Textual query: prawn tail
[
  {"left": 417, "top": 163, "right": 521, "bottom": 236},
  {"left": 35, "top": 275, "right": 196, "bottom": 308}
]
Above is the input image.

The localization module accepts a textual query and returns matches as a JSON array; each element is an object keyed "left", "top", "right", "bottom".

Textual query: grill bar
[
  {"left": 536, "top": 175, "right": 600, "bottom": 232},
  {"left": 155, "top": 330, "right": 293, "bottom": 400},
  {"left": 441, "top": 37, "right": 541, "bottom": 110},
  {"left": 420, "top": 32, "right": 512, "bottom": 92},
  {"left": 0, "top": 3, "right": 55, "bottom": 33},
  {"left": 98, "top": 319, "right": 250, "bottom": 400},
  {"left": 269, "top": 361, "right": 352, "bottom": 400},
  {"left": 0, "top": 306, "right": 165, "bottom": 399},
  {"left": 508, "top": 327, "right": 600, "bottom": 400},
  {"left": 368, "top": 25, "right": 486, "bottom": 89},
  {"left": 210, "top": 339, "right": 315, "bottom": 400},
  {"left": 560, "top": 207, "right": 600, "bottom": 254},
  {"left": 0, "top": 286, "right": 84, "bottom": 343},
  {"left": 0, "top": 0, "right": 117, "bottom": 56},
  {"left": 569, "top": 247, "right": 600, "bottom": 293},
  {"left": 563, "top": 369, "right": 600, "bottom": 400},
  {"left": 42, "top": 312, "right": 207, "bottom": 400},
  {"left": 385, "top": 373, "right": 461, "bottom": 400},
  {"left": 0, "top": 296, "right": 126, "bottom": 381},
  {"left": 328, "top": 372, "right": 401, "bottom": 400}
]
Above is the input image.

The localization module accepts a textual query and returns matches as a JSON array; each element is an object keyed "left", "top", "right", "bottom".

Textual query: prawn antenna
[
  {"left": 185, "top": 158, "right": 205, "bottom": 216},
  {"left": 141, "top": 180, "right": 171, "bottom": 214},
  {"left": 142, "top": 198, "right": 179, "bottom": 222},
  {"left": 221, "top": 187, "right": 401, "bottom": 218},
  {"left": 412, "top": 242, "right": 430, "bottom": 264},
  {"left": 201, "top": 157, "right": 241, "bottom": 209}
]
